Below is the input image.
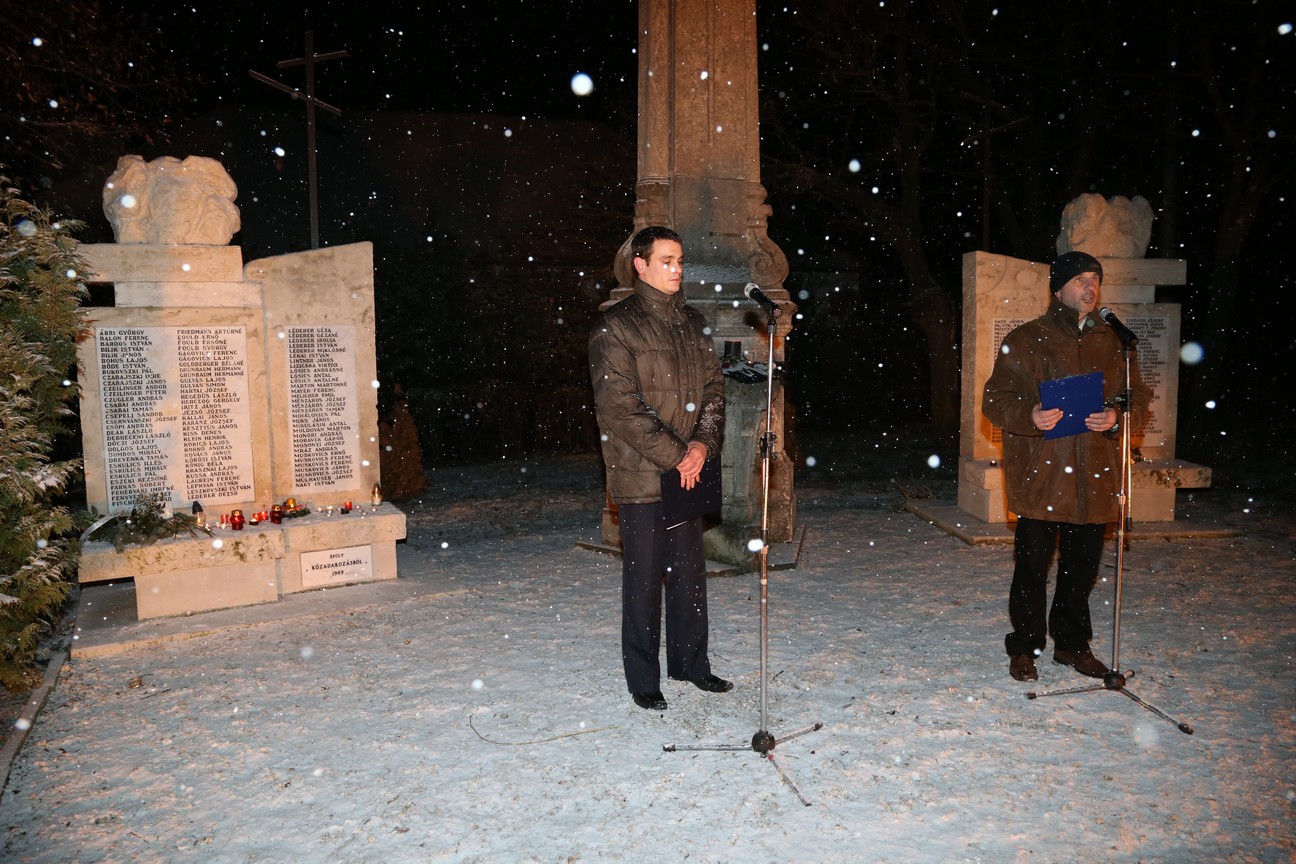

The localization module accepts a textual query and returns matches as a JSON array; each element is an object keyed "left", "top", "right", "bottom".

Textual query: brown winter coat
[
  {"left": 982, "top": 297, "right": 1151, "bottom": 525},
  {"left": 588, "top": 279, "right": 725, "bottom": 504}
]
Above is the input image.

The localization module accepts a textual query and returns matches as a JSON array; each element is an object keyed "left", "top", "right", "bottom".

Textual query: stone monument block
[
  {"left": 247, "top": 243, "right": 382, "bottom": 514},
  {"left": 80, "top": 243, "right": 255, "bottom": 309},
  {"left": 276, "top": 505, "right": 407, "bottom": 594},
  {"left": 959, "top": 251, "right": 1049, "bottom": 463},
  {"left": 78, "top": 528, "right": 284, "bottom": 619},
  {"left": 103, "top": 155, "right": 241, "bottom": 246},
  {"left": 80, "top": 243, "right": 246, "bottom": 285}
]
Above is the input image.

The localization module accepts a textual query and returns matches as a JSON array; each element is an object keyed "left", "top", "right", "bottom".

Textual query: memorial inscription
[
  {"left": 1122, "top": 314, "right": 1170, "bottom": 447},
  {"left": 97, "top": 325, "right": 254, "bottom": 511},
  {"left": 286, "top": 325, "right": 361, "bottom": 492}
]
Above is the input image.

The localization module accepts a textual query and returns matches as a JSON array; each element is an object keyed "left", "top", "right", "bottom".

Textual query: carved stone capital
[{"left": 744, "top": 184, "right": 788, "bottom": 287}]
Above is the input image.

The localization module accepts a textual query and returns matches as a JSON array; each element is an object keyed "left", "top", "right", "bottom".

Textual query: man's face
[
  {"left": 1055, "top": 271, "right": 1100, "bottom": 319},
  {"left": 634, "top": 239, "right": 684, "bottom": 295}
]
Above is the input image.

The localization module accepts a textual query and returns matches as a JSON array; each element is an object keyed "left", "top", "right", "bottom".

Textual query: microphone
[
  {"left": 1098, "top": 307, "right": 1139, "bottom": 345},
  {"left": 743, "top": 282, "right": 782, "bottom": 318}
]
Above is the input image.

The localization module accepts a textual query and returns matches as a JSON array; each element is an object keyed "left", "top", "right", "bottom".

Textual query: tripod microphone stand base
[
  {"left": 664, "top": 722, "right": 824, "bottom": 806},
  {"left": 663, "top": 722, "right": 822, "bottom": 755},
  {"left": 1025, "top": 670, "right": 1194, "bottom": 735}
]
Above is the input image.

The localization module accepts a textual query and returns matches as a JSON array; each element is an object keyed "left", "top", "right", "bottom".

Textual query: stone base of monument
[
  {"left": 575, "top": 526, "right": 805, "bottom": 576},
  {"left": 905, "top": 497, "right": 1242, "bottom": 547},
  {"left": 957, "top": 458, "right": 1213, "bottom": 525},
  {"left": 79, "top": 505, "right": 407, "bottom": 621}
]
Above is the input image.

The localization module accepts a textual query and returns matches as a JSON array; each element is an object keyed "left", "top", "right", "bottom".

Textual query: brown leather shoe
[
  {"left": 1053, "top": 647, "right": 1109, "bottom": 679},
  {"left": 1009, "top": 654, "right": 1038, "bottom": 681}
]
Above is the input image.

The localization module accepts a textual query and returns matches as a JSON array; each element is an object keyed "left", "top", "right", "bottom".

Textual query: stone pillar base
[{"left": 958, "top": 458, "right": 1213, "bottom": 524}]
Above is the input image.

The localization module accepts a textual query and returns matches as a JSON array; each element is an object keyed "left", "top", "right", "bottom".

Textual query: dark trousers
[
  {"left": 618, "top": 502, "right": 712, "bottom": 694},
  {"left": 1005, "top": 517, "right": 1107, "bottom": 657}
]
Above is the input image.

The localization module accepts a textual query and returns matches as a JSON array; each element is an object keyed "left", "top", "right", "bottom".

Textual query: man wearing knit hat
[{"left": 982, "top": 251, "right": 1152, "bottom": 682}]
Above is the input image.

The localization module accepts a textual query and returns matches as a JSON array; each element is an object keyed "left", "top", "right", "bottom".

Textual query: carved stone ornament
[
  {"left": 103, "top": 155, "right": 241, "bottom": 245},
  {"left": 744, "top": 184, "right": 789, "bottom": 287},
  {"left": 1056, "top": 193, "right": 1153, "bottom": 259}
]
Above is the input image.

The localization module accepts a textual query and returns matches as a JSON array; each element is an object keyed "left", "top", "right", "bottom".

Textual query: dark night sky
[
  {"left": 9, "top": 1, "right": 1293, "bottom": 455},
  {"left": 31, "top": 1, "right": 1294, "bottom": 274},
  {"left": 165, "top": 1, "right": 1286, "bottom": 456},
  {"left": 168, "top": 1, "right": 640, "bottom": 124}
]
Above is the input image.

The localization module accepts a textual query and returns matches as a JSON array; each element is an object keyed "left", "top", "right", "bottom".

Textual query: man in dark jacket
[
  {"left": 588, "top": 226, "right": 731, "bottom": 711},
  {"left": 983, "top": 251, "right": 1151, "bottom": 683}
]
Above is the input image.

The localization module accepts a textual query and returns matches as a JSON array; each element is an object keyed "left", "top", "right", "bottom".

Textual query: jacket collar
[
  {"left": 1046, "top": 295, "right": 1101, "bottom": 335},
  {"left": 633, "top": 278, "right": 687, "bottom": 313}
]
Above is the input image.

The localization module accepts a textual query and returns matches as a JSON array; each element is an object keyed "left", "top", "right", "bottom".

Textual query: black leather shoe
[
  {"left": 691, "top": 674, "right": 733, "bottom": 693},
  {"left": 632, "top": 691, "right": 668, "bottom": 711},
  {"left": 1053, "top": 647, "right": 1109, "bottom": 679},
  {"left": 1009, "top": 654, "right": 1038, "bottom": 682}
]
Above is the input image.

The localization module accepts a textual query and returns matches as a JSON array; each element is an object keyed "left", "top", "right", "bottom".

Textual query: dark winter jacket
[
  {"left": 982, "top": 297, "right": 1151, "bottom": 524},
  {"left": 588, "top": 279, "right": 725, "bottom": 504}
]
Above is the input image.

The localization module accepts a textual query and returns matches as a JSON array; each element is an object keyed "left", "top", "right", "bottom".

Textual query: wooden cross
[{"left": 249, "top": 31, "right": 348, "bottom": 249}]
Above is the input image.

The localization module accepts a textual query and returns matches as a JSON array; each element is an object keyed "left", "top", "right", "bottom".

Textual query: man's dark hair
[{"left": 631, "top": 225, "right": 682, "bottom": 260}]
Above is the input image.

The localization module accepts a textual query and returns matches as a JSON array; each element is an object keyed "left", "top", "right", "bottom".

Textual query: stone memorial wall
[{"left": 76, "top": 227, "right": 405, "bottom": 620}]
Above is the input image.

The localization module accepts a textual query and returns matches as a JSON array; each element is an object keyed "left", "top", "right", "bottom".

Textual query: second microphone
[{"left": 744, "top": 282, "right": 782, "bottom": 318}]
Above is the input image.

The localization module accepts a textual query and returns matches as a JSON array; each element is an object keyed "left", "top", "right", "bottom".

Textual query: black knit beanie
[{"left": 1050, "top": 251, "right": 1103, "bottom": 294}]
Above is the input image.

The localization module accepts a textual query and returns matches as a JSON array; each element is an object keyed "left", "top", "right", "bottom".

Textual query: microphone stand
[
  {"left": 663, "top": 302, "right": 823, "bottom": 805},
  {"left": 1025, "top": 330, "right": 1194, "bottom": 734}
]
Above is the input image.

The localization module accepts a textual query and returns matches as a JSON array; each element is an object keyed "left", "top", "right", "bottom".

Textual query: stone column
[{"left": 601, "top": 0, "right": 797, "bottom": 552}]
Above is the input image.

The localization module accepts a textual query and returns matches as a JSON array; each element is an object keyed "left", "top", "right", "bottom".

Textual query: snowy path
[{"left": 2, "top": 453, "right": 1292, "bottom": 863}]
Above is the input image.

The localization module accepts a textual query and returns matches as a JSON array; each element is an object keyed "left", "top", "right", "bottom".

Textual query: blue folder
[{"left": 1039, "top": 371, "right": 1105, "bottom": 440}]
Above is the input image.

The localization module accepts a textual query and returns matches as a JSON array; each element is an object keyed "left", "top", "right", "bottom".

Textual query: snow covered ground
[{"left": 2, "top": 433, "right": 1293, "bottom": 863}]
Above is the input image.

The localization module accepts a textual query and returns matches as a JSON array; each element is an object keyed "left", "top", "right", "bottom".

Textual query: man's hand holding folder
[{"left": 1037, "top": 371, "right": 1107, "bottom": 439}]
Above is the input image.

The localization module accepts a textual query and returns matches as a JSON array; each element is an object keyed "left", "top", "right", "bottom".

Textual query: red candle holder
[{"left": 230, "top": 509, "right": 245, "bottom": 530}]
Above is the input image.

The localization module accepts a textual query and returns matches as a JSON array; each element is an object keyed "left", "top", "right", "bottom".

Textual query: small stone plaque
[{"left": 300, "top": 544, "right": 374, "bottom": 588}]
